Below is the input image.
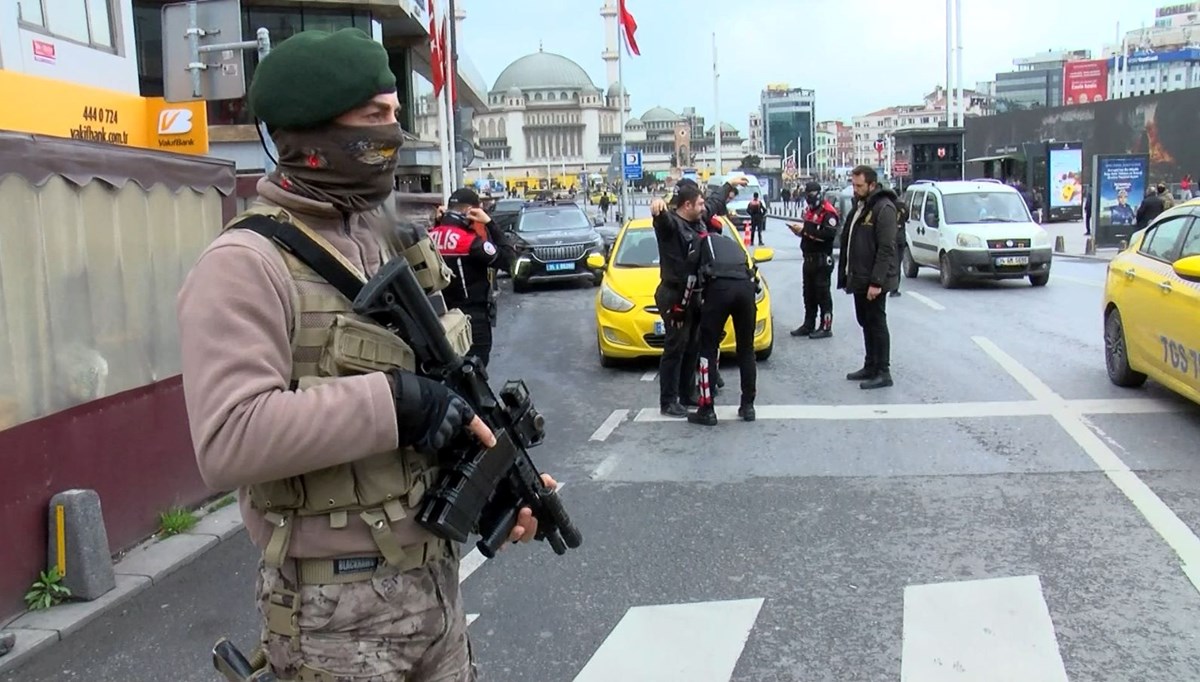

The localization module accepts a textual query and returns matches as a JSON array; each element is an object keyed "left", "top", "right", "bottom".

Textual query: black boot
[
  {"left": 860, "top": 372, "right": 894, "bottom": 390},
  {"left": 846, "top": 366, "right": 877, "bottom": 381},
  {"left": 809, "top": 314, "right": 832, "bottom": 339},
  {"left": 791, "top": 322, "right": 815, "bottom": 337},
  {"left": 889, "top": 290, "right": 901, "bottom": 297},
  {"left": 661, "top": 401, "right": 688, "bottom": 417},
  {"left": 688, "top": 404, "right": 718, "bottom": 426},
  {"left": 738, "top": 398, "right": 756, "bottom": 422},
  {"left": 681, "top": 392, "right": 700, "bottom": 407}
]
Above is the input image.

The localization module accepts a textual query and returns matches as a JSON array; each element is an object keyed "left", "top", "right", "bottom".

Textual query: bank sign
[
  {"left": 1107, "top": 47, "right": 1200, "bottom": 67},
  {"left": 0, "top": 71, "right": 208, "bottom": 155}
]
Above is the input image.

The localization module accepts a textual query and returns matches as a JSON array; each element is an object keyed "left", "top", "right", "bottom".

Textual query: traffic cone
[{"left": 743, "top": 220, "right": 752, "bottom": 246}]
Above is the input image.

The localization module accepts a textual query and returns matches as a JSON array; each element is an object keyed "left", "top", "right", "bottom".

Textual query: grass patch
[
  {"left": 158, "top": 506, "right": 198, "bottom": 536},
  {"left": 25, "top": 568, "right": 71, "bottom": 610},
  {"left": 206, "top": 493, "right": 237, "bottom": 512}
]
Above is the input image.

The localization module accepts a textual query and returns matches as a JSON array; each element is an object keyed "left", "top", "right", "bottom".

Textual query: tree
[{"left": 740, "top": 154, "right": 762, "bottom": 170}]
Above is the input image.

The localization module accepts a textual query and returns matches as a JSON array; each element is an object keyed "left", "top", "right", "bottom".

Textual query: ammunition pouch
[{"left": 403, "top": 236, "right": 454, "bottom": 294}]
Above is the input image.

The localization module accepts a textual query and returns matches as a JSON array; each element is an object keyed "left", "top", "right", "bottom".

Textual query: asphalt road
[{"left": 6, "top": 215, "right": 1200, "bottom": 682}]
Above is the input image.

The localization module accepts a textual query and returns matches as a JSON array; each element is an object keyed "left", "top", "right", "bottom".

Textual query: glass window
[
  {"left": 1140, "top": 216, "right": 1191, "bottom": 262},
  {"left": 908, "top": 190, "right": 924, "bottom": 216},
  {"left": 1178, "top": 220, "right": 1200, "bottom": 259},
  {"left": 300, "top": 7, "right": 355, "bottom": 33},
  {"left": 86, "top": 0, "right": 113, "bottom": 47},
  {"left": 517, "top": 207, "right": 590, "bottom": 232},
  {"left": 613, "top": 229, "right": 659, "bottom": 267},
  {"left": 923, "top": 193, "right": 940, "bottom": 224},
  {"left": 17, "top": 0, "right": 44, "bottom": 25},
  {"left": 44, "top": 0, "right": 92, "bottom": 43},
  {"left": 942, "top": 192, "right": 1032, "bottom": 224}
]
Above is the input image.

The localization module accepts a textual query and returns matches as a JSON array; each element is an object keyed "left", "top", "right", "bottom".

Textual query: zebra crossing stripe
[
  {"left": 572, "top": 598, "right": 764, "bottom": 681},
  {"left": 901, "top": 575, "right": 1068, "bottom": 682}
]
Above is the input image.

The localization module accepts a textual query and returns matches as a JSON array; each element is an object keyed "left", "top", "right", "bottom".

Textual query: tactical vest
[{"left": 225, "top": 203, "right": 473, "bottom": 570}]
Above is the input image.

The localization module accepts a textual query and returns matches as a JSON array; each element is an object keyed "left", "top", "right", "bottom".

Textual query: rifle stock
[{"left": 352, "top": 256, "right": 582, "bottom": 557}]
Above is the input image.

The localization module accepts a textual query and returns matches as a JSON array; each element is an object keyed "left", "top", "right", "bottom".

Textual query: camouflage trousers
[{"left": 257, "top": 556, "right": 476, "bottom": 681}]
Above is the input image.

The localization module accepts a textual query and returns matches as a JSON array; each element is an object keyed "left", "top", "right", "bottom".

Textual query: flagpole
[
  {"left": 618, "top": 19, "right": 628, "bottom": 224},
  {"left": 436, "top": 1, "right": 452, "bottom": 202},
  {"left": 712, "top": 32, "right": 721, "bottom": 177},
  {"left": 447, "top": 0, "right": 463, "bottom": 188}
]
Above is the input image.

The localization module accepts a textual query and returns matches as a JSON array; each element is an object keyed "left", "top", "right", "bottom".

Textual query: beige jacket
[{"left": 177, "top": 178, "right": 401, "bottom": 558}]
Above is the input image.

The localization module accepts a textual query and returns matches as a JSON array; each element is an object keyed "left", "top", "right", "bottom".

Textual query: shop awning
[{"left": 966, "top": 153, "right": 1025, "bottom": 163}]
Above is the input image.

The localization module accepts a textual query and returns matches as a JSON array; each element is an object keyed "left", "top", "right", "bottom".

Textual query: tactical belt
[{"left": 293, "top": 540, "right": 453, "bottom": 585}]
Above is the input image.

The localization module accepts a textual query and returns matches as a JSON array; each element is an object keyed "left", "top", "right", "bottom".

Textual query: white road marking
[
  {"left": 974, "top": 336, "right": 1200, "bottom": 594},
  {"left": 466, "top": 613, "right": 479, "bottom": 627},
  {"left": 458, "top": 548, "right": 486, "bottom": 584},
  {"left": 589, "top": 409, "right": 629, "bottom": 442},
  {"left": 572, "top": 598, "right": 764, "bottom": 682},
  {"left": 905, "top": 290, "right": 946, "bottom": 310},
  {"left": 629, "top": 397, "right": 1182, "bottom": 423},
  {"left": 901, "top": 575, "right": 1068, "bottom": 682},
  {"left": 640, "top": 370, "right": 658, "bottom": 382},
  {"left": 1050, "top": 274, "right": 1103, "bottom": 288},
  {"left": 590, "top": 453, "right": 623, "bottom": 480}
]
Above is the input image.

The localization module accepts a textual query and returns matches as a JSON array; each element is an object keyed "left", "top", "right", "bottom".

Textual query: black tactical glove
[{"left": 389, "top": 370, "right": 476, "bottom": 456}]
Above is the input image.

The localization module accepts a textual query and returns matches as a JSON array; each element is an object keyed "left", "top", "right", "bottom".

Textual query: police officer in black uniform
[
  {"left": 429, "top": 188, "right": 514, "bottom": 367},
  {"left": 788, "top": 181, "right": 839, "bottom": 339},
  {"left": 683, "top": 224, "right": 761, "bottom": 426}
]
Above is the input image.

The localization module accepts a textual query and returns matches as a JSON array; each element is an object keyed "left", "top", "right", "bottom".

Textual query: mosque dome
[
  {"left": 492, "top": 50, "right": 597, "bottom": 93},
  {"left": 641, "top": 106, "right": 681, "bottom": 123}
]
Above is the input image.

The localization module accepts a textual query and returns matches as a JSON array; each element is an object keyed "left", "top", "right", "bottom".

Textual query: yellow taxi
[
  {"left": 1103, "top": 200, "right": 1200, "bottom": 405},
  {"left": 587, "top": 216, "right": 775, "bottom": 367}
]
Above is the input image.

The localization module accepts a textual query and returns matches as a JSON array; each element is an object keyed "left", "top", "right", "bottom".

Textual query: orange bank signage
[{"left": 0, "top": 70, "right": 208, "bottom": 155}]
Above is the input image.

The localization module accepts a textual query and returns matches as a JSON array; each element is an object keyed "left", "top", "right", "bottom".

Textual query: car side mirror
[
  {"left": 1173, "top": 254, "right": 1200, "bottom": 282},
  {"left": 752, "top": 246, "right": 775, "bottom": 263},
  {"left": 586, "top": 252, "right": 606, "bottom": 269}
]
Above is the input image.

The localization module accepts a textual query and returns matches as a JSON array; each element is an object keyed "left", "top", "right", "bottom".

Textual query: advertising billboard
[
  {"left": 1063, "top": 59, "right": 1109, "bottom": 105},
  {"left": 1091, "top": 154, "right": 1149, "bottom": 248},
  {"left": 1046, "top": 141, "right": 1083, "bottom": 221}
]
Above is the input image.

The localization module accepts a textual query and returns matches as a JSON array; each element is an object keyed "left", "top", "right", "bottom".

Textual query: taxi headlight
[
  {"left": 957, "top": 233, "right": 983, "bottom": 248},
  {"left": 600, "top": 283, "right": 634, "bottom": 312},
  {"left": 1033, "top": 231, "right": 1051, "bottom": 247}
]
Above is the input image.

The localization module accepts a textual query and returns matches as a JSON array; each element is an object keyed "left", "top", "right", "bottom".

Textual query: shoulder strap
[{"left": 230, "top": 214, "right": 366, "bottom": 304}]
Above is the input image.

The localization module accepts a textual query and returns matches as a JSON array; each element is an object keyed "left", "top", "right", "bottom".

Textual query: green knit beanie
[{"left": 248, "top": 28, "right": 397, "bottom": 130}]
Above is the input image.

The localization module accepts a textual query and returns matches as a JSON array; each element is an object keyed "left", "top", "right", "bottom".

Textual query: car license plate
[
  {"left": 995, "top": 256, "right": 1029, "bottom": 266},
  {"left": 546, "top": 261, "right": 574, "bottom": 272},
  {"left": 653, "top": 320, "right": 665, "bottom": 336}
]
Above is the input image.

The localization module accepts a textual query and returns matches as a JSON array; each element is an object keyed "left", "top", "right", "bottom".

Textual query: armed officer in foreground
[
  {"left": 788, "top": 181, "right": 839, "bottom": 339},
  {"left": 177, "top": 28, "right": 556, "bottom": 681},
  {"left": 683, "top": 223, "right": 762, "bottom": 426}
]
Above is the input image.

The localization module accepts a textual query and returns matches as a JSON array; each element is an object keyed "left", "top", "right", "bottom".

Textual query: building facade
[
  {"left": 760, "top": 83, "right": 815, "bottom": 167},
  {"left": 6, "top": 0, "right": 139, "bottom": 92},
  {"left": 993, "top": 49, "right": 1092, "bottom": 111},
  {"left": 747, "top": 111, "right": 763, "bottom": 155},
  {"left": 850, "top": 88, "right": 986, "bottom": 170},
  {"left": 1108, "top": 47, "right": 1200, "bottom": 97}
]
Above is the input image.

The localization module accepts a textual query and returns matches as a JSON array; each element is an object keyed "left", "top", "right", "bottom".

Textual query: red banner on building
[{"left": 1063, "top": 59, "right": 1109, "bottom": 106}]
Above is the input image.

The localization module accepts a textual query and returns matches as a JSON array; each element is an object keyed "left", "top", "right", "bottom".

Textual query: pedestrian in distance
[
  {"left": 891, "top": 195, "right": 910, "bottom": 298},
  {"left": 748, "top": 191, "right": 767, "bottom": 245},
  {"left": 683, "top": 223, "right": 763, "bottom": 425},
  {"left": 788, "top": 181, "right": 839, "bottom": 339},
  {"left": 837, "top": 165, "right": 899, "bottom": 390},
  {"left": 176, "top": 28, "right": 554, "bottom": 681}
]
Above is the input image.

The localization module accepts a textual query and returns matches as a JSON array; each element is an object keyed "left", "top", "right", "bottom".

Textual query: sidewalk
[
  {"left": 0, "top": 502, "right": 244, "bottom": 676},
  {"left": 766, "top": 208, "right": 1118, "bottom": 262}
]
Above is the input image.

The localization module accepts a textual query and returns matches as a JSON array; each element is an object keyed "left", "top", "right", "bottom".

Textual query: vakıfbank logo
[{"left": 157, "top": 109, "right": 193, "bottom": 135}]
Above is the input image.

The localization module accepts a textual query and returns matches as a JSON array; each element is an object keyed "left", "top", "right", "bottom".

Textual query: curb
[{"left": 0, "top": 503, "right": 245, "bottom": 676}]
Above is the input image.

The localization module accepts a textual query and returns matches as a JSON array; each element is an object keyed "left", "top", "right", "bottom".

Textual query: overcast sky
[{"left": 450, "top": 0, "right": 1155, "bottom": 127}]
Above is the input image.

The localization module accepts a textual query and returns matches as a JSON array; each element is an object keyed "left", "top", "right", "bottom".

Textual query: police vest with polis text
[
  {"left": 429, "top": 212, "right": 500, "bottom": 310},
  {"left": 801, "top": 200, "right": 839, "bottom": 256},
  {"left": 226, "top": 203, "right": 473, "bottom": 573}
]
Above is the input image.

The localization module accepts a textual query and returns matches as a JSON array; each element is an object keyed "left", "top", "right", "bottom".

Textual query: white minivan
[
  {"left": 901, "top": 179, "right": 1053, "bottom": 288},
  {"left": 708, "top": 173, "right": 766, "bottom": 225}
]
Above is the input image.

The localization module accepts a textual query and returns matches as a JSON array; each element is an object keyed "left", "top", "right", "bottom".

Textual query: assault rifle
[{"left": 353, "top": 255, "right": 583, "bottom": 557}]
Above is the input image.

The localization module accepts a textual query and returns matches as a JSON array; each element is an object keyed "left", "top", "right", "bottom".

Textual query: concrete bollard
[
  {"left": 1054, "top": 235, "right": 1065, "bottom": 253},
  {"left": 1085, "top": 237, "right": 1096, "bottom": 255},
  {"left": 47, "top": 489, "right": 116, "bottom": 601}
]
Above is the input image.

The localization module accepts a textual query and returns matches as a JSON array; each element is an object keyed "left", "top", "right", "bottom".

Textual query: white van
[
  {"left": 708, "top": 173, "right": 766, "bottom": 224},
  {"left": 901, "top": 180, "right": 1053, "bottom": 288}
]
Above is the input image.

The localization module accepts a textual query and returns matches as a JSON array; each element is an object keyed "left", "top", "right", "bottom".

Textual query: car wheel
[
  {"left": 1104, "top": 308, "right": 1147, "bottom": 388},
  {"left": 598, "top": 338, "right": 619, "bottom": 368},
  {"left": 513, "top": 278, "right": 531, "bottom": 293},
  {"left": 938, "top": 253, "right": 959, "bottom": 289},
  {"left": 755, "top": 336, "right": 774, "bottom": 361},
  {"left": 903, "top": 248, "right": 920, "bottom": 278},
  {"left": 1029, "top": 273, "right": 1050, "bottom": 287}
]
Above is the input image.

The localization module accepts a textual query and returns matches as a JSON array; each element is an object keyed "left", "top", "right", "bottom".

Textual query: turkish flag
[
  {"left": 440, "top": 16, "right": 455, "bottom": 105},
  {"left": 618, "top": 0, "right": 640, "bottom": 56},
  {"left": 428, "top": 0, "right": 443, "bottom": 96}
]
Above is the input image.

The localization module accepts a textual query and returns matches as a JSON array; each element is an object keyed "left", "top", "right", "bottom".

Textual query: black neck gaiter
[{"left": 270, "top": 123, "right": 403, "bottom": 214}]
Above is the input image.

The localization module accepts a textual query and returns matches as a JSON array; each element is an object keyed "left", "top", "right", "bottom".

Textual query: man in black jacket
[
  {"left": 788, "top": 181, "right": 839, "bottom": 339},
  {"left": 891, "top": 195, "right": 910, "bottom": 298},
  {"left": 747, "top": 192, "right": 767, "bottom": 245},
  {"left": 650, "top": 178, "right": 746, "bottom": 417},
  {"left": 1136, "top": 186, "right": 1166, "bottom": 228},
  {"left": 837, "top": 166, "right": 899, "bottom": 390},
  {"left": 683, "top": 227, "right": 762, "bottom": 426}
]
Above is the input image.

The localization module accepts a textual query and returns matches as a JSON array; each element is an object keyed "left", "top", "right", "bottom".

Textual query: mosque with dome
[{"left": 413, "top": 0, "right": 750, "bottom": 185}]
